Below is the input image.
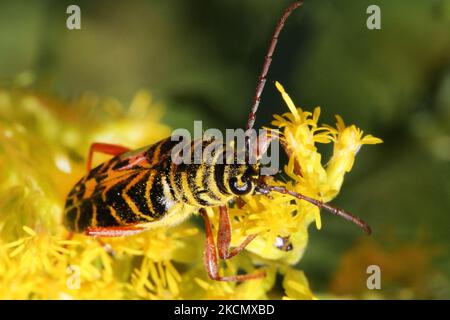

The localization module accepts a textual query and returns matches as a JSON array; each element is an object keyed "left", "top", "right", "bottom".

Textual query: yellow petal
[
  {"left": 194, "top": 277, "right": 210, "bottom": 290},
  {"left": 22, "top": 226, "right": 37, "bottom": 237},
  {"left": 335, "top": 115, "right": 346, "bottom": 132},
  {"left": 275, "top": 81, "right": 300, "bottom": 121},
  {"left": 9, "top": 243, "right": 25, "bottom": 257},
  {"left": 166, "top": 270, "right": 179, "bottom": 296},
  {"left": 157, "top": 262, "right": 167, "bottom": 288},
  {"left": 361, "top": 134, "right": 383, "bottom": 144},
  {"left": 165, "top": 261, "right": 181, "bottom": 282},
  {"left": 4, "top": 237, "right": 27, "bottom": 248},
  {"left": 314, "top": 210, "right": 322, "bottom": 230},
  {"left": 312, "top": 107, "right": 321, "bottom": 125}
]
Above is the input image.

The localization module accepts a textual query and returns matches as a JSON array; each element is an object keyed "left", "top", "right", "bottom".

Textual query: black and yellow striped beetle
[{"left": 64, "top": 1, "right": 371, "bottom": 282}]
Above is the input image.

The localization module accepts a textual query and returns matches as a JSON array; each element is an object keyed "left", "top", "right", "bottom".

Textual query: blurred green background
[{"left": 1, "top": 0, "right": 449, "bottom": 298}]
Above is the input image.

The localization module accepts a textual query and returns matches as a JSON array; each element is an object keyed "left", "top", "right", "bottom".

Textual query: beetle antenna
[
  {"left": 245, "top": 1, "right": 304, "bottom": 162},
  {"left": 256, "top": 183, "right": 372, "bottom": 235},
  {"left": 246, "top": 1, "right": 303, "bottom": 132}
]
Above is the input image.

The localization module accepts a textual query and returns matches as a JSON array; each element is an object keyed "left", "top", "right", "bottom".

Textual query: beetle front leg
[
  {"left": 199, "top": 208, "right": 265, "bottom": 282},
  {"left": 217, "top": 205, "right": 257, "bottom": 260}
]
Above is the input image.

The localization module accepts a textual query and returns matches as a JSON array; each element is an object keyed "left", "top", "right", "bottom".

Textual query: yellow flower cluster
[
  {"left": 220, "top": 82, "right": 382, "bottom": 266},
  {"left": 0, "top": 83, "right": 381, "bottom": 299}
]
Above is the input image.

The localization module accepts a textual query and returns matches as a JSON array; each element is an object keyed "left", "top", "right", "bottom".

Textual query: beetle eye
[{"left": 228, "top": 177, "right": 252, "bottom": 195}]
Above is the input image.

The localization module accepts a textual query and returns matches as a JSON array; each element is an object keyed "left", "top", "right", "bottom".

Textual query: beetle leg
[
  {"left": 86, "top": 142, "right": 131, "bottom": 172},
  {"left": 217, "top": 205, "right": 257, "bottom": 260},
  {"left": 199, "top": 209, "right": 265, "bottom": 282},
  {"left": 85, "top": 225, "right": 145, "bottom": 237}
]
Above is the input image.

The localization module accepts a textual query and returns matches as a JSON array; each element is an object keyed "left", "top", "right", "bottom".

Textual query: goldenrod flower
[
  {"left": 272, "top": 81, "right": 382, "bottom": 226},
  {"left": 211, "top": 82, "right": 382, "bottom": 271}
]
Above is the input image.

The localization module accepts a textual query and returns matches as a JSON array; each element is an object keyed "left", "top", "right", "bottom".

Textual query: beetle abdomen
[{"left": 64, "top": 168, "right": 175, "bottom": 232}]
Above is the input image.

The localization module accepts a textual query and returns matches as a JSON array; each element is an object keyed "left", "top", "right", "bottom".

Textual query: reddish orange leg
[
  {"left": 217, "top": 205, "right": 257, "bottom": 260},
  {"left": 199, "top": 208, "right": 265, "bottom": 282},
  {"left": 85, "top": 225, "right": 146, "bottom": 256},
  {"left": 86, "top": 142, "right": 131, "bottom": 172},
  {"left": 85, "top": 225, "right": 146, "bottom": 237}
]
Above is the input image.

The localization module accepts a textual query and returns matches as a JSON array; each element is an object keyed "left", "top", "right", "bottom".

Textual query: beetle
[{"left": 64, "top": 1, "right": 371, "bottom": 282}]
